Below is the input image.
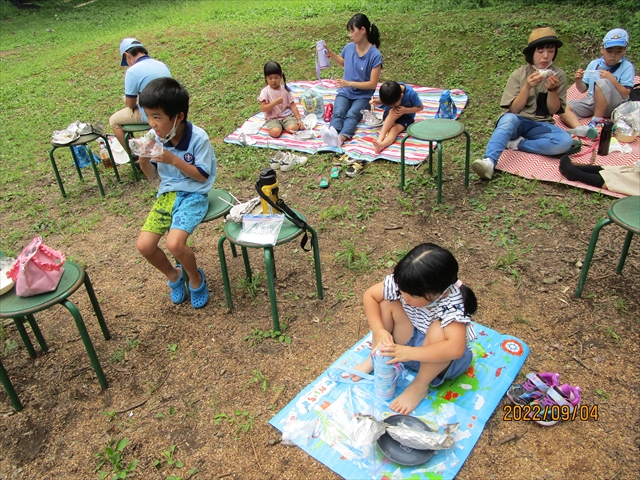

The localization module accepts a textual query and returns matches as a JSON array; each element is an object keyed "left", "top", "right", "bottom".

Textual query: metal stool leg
[
  {"left": 69, "top": 145, "right": 85, "bottom": 181},
  {"left": 308, "top": 225, "right": 324, "bottom": 299},
  {"left": 0, "top": 359, "right": 22, "bottom": 412},
  {"left": 25, "top": 315, "right": 48, "bottom": 352},
  {"left": 616, "top": 231, "right": 634, "bottom": 274},
  {"left": 84, "top": 272, "right": 111, "bottom": 340},
  {"left": 575, "top": 217, "right": 612, "bottom": 297},
  {"left": 123, "top": 132, "right": 141, "bottom": 181},
  {"left": 12, "top": 316, "right": 37, "bottom": 358},
  {"left": 48, "top": 146, "right": 67, "bottom": 197},
  {"left": 101, "top": 135, "right": 121, "bottom": 182},
  {"left": 428, "top": 141, "right": 434, "bottom": 176},
  {"left": 85, "top": 145, "right": 105, "bottom": 197},
  {"left": 436, "top": 142, "right": 443, "bottom": 204},
  {"left": 62, "top": 300, "right": 108, "bottom": 389},
  {"left": 241, "top": 247, "right": 252, "bottom": 279},
  {"left": 463, "top": 130, "right": 471, "bottom": 188},
  {"left": 218, "top": 235, "right": 234, "bottom": 310},
  {"left": 263, "top": 247, "right": 280, "bottom": 332},
  {"left": 399, "top": 136, "right": 408, "bottom": 190}
]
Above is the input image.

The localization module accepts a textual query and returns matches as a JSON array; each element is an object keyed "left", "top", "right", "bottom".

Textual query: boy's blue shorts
[
  {"left": 142, "top": 191, "right": 208, "bottom": 235},
  {"left": 382, "top": 111, "right": 415, "bottom": 130},
  {"left": 402, "top": 327, "right": 473, "bottom": 387}
]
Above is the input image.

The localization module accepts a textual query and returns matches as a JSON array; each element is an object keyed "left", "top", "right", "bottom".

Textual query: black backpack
[{"left": 629, "top": 83, "right": 640, "bottom": 102}]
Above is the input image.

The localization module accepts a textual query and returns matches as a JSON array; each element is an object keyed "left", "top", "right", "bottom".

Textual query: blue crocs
[
  {"left": 189, "top": 268, "right": 209, "bottom": 309},
  {"left": 167, "top": 266, "right": 187, "bottom": 304}
]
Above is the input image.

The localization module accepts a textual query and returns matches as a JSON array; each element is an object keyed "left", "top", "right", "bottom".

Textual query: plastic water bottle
[
  {"left": 435, "top": 90, "right": 457, "bottom": 119},
  {"left": 98, "top": 140, "right": 112, "bottom": 168},
  {"left": 372, "top": 350, "right": 400, "bottom": 401},
  {"left": 567, "top": 126, "right": 598, "bottom": 140}
]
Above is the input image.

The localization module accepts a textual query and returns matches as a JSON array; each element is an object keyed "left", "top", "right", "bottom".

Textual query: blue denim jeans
[
  {"left": 485, "top": 113, "right": 573, "bottom": 165},
  {"left": 330, "top": 95, "right": 371, "bottom": 139},
  {"left": 402, "top": 327, "right": 473, "bottom": 387}
]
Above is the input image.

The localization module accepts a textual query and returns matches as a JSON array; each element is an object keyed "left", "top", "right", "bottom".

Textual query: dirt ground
[{"left": 0, "top": 150, "right": 638, "bottom": 480}]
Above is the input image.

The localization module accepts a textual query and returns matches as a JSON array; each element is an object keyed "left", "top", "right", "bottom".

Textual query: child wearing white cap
[
  {"left": 560, "top": 28, "right": 635, "bottom": 130},
  {"left": 109, "top": 38, "right": 172, "bottom": 150}
]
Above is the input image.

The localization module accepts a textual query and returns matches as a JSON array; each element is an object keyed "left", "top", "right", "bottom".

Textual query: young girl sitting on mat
[
  {"left": 325, "top": 13, "right": 383, "bottom": 146},
  {"left": 351, "top": 243, "right": 477, "bottom": 414},
  {"left": 258, "top": 61, "right": 305, "bottom": 138}
]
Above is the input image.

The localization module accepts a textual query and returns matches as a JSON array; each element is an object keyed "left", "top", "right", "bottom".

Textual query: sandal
[
  {"left": 506, "top": 372, "right": 560, "bottom": 406},
  {"left": 318, "top": 175, "right": 329, "bottom": 188},
  {"left": 332, "top": 153, "right": 354, "bottom": 166},
  {"left": 168, "top": 266, "right": 187, "bottom": 304},
  {"left": 330, "top": 166, "right": 340, "bottom": 179},
  {"left": 189, "top": 268, "right": 209, "bottom": 309},
  {"left": 346, "top": 160, "right": 367, "bottom": 178}
]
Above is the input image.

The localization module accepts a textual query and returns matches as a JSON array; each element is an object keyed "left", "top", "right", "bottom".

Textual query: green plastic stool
[
  {"left": 217, "top": 210, "right": 323, "bottom": 332},
  {"left": 0, "top": 261, "right": 111, "bottom": 399},
  {"left": 575, "top": 196, "right": 640, "bottom": 298},
  {"left": 399, "top": 119, "right": 470, "bottom": 203},
  {"left": 49, "top": 133, "right": 121, "bottom": 198},
  {"left": 122, "top": 123, "right": 151, "bottom": 181}
]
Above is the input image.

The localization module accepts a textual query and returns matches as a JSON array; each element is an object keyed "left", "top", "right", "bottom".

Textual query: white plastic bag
[
  {"left": 612, "top": 101, "right": 640, "bottom": 135},
  {"left": 128, "top": 130, "right": 164, "bottom": 157},
  {"left": 236, "top": 214, "right": 285, "bottom": 246}
]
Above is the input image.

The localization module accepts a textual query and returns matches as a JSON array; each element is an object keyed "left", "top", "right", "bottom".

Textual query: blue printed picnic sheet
[{"left": 269, "top": 323, "right": 529, "bottom": 480}]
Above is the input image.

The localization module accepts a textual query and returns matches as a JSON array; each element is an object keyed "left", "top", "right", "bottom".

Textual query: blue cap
[
  {"left": 603, "top": 29, "right": 629, "bottom": 49},
  {"left": 119, "top": 38, "right": 144, "bottom": 66}
]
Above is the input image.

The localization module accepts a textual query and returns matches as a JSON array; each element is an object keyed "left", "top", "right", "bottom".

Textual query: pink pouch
[{"left": 7, "top": 237, "right": 66, "bottom": 297}]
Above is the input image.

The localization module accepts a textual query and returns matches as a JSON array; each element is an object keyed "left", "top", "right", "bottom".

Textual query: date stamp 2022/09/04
[{"left": 503, "top": 404, "right": 599, "bottom": 422}]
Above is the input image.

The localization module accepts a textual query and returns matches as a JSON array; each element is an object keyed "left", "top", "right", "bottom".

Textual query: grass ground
[{"left": 0, "top": 2, "right": 639, "bottom": 480}]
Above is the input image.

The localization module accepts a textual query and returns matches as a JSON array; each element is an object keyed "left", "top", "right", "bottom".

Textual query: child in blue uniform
[
  {"left": 560, "top": 28, "right": 635, "bottom": 129},
  {"left": 370, "top": 81, "right": 424, "bottom": 154},
  {"left": 351, "top": 243, "right": 477, "bottom": 414},
  {"left": 136, "top": 77, "right": 216, "bottom": 309}
]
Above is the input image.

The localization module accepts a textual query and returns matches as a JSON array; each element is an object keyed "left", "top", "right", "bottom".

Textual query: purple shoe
[
  {"left": 530, "top": 383, "right": 581, "bottom": 426},
  {"left": 506, "top": 372, "right": 560, "bottom": 406}
]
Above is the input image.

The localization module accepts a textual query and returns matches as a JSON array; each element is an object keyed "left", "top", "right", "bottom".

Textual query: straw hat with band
[{"left": 522, "top": 27, "right": 563, "bottom": 56}]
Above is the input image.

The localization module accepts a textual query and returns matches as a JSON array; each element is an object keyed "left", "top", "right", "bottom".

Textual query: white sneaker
[
  {"left": 471, "top": 158, "right": 495, "bottom": 180},
  {"left": 280, "top": 153, "right": 308, "bottom": 172},
  {"left": 270, "top": 151, "right": 289, "bottom": 170},
  {"left": 506, "top": 136, "right": 524, "bottom": 150}
]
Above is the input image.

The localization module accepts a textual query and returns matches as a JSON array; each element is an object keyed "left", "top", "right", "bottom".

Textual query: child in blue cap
[
  {"left": 560, "top": 28, "right": 635, "bottom": 130},
  {"left": 109, "top": 38, "right": 172, "bottom": 150}
]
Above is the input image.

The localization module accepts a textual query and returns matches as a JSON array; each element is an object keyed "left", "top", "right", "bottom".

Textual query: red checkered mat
[{"left": 496, "top": 75, "right": 640, "bottom": 198}]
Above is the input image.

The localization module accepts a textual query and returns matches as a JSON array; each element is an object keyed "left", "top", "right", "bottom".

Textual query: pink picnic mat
[
  {"left": 224, "top": 80, "right": 468, "bottom": 165},
  {"left": 496, "top": 75, "right": 640, "bottom": 198}
]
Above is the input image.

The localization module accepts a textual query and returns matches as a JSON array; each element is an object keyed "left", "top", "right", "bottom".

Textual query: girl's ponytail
[
  {"left": 459, "top": 284, "right": 477, "bottom": 316},
  {"left": 369, "top": 23, "right": 381, "bottom": 48},
  {"left": 281, "top": 71, "right": 290, "bottom": 92}
]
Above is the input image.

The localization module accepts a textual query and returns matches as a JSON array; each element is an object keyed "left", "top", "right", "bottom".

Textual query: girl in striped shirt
[{"left": 352, "top": 243, "right": 478, "bottom": 414}]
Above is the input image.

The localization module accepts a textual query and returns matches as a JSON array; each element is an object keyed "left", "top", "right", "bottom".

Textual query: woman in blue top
[{"left": 326, "top": 14, "right": 383, "bottom": 146}]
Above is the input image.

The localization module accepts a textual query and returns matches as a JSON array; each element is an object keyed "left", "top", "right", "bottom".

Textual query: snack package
[
  {"left": 128, "top": 130, "right": 164, "bottom": 157},
  {"left": 360, "top": 109, "right": 383, "bottom": 127}
]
